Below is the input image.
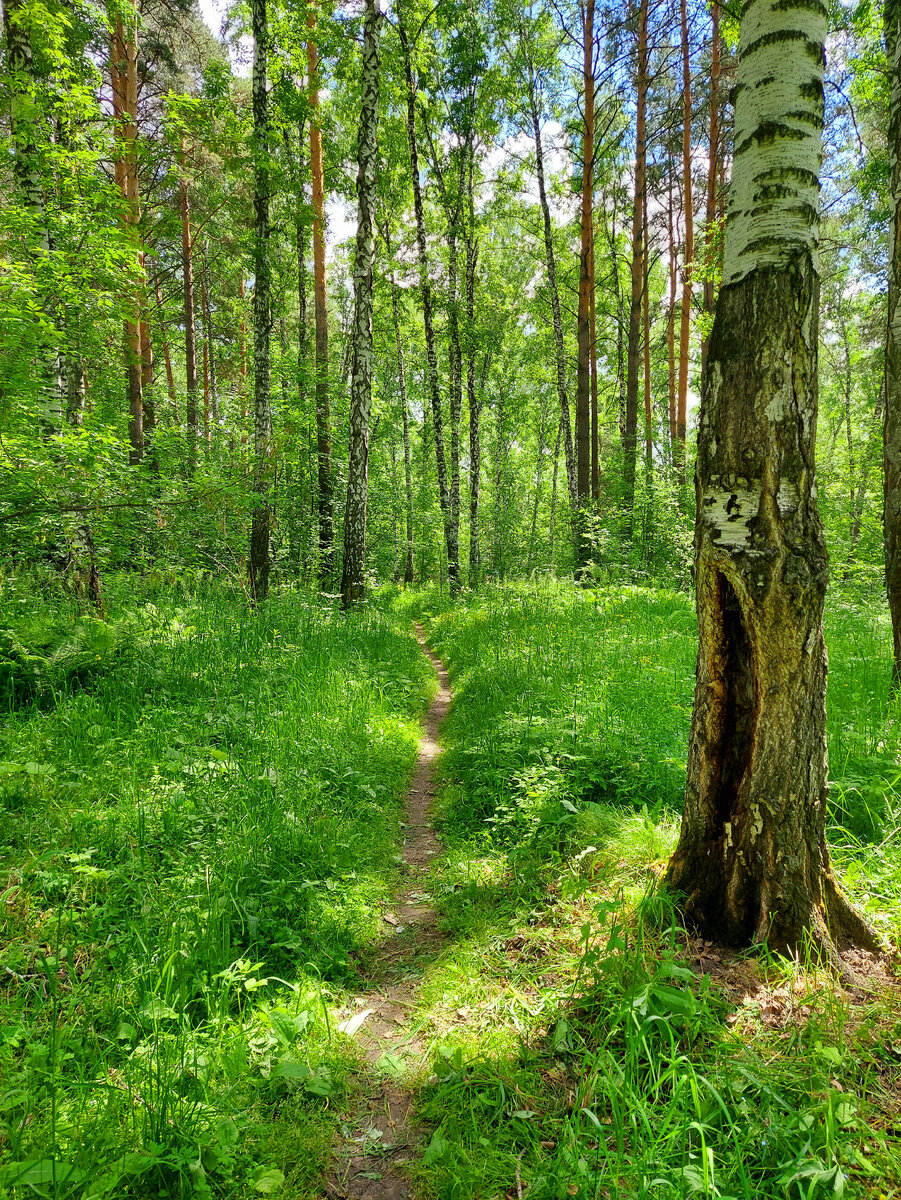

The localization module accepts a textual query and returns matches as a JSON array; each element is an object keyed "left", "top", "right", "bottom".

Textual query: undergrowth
[
  {"left": 0, "top": 574, "right": 435, "bottom": 1198},
  {"left": 387, "top": 580, "right": 901, "bottom": 1200}
]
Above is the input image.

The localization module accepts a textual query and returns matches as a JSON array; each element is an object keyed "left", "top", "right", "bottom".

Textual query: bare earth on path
[{"left": 324, "top": 623, "right": 451, "bottom": 1200}]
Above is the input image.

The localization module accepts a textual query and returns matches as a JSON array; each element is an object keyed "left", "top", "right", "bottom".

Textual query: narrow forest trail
[{"left": 324, "top": 623, "right": 451, "bottom": 1200}]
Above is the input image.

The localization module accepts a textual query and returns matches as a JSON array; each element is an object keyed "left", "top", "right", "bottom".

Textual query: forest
[{"left": 2, "top": 0, "right": 901, "bottom": 1195}]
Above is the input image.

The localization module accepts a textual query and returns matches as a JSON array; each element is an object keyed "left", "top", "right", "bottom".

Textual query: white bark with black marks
[
  {"left": 341, "top": 0, "right": 381, "bottom": 607},
  {"left": 721, "top": 0, "right": 826, "bottom": 286}
]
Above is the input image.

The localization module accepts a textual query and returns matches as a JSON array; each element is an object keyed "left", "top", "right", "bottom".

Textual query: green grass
[
  {"left": 0, "top": 575, "right": 435, "bottom": 1198},
  {"left": 386, "top": 579, "right": 901, "bottom": 1200},
  {"left": 3, "top": 573, "right": 901, "bottom": 1199}
]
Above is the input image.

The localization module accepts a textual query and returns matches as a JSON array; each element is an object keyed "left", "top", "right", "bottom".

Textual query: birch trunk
[
  {"left": 701, "top": 1, "right": 722, "bottom": 373},
  {"left": 308, "top": 7, "right": 334, "bottom": 584},
  {"left": 575, "top": 0, "right": 595, "bottom": 570},
  {"left": 666, "top": 0, "right": 875, "bottom": 955},
  {"left": 248, "top": 0, "right": 272, "bottom": 602},
  {"left": 467, "top": 219, "right": 481, "bottom": 589},
  {"left": 624, "top": 0, "right": 649, "bottom": 539},
  {"left": 340, "top": 0, "right": 381, "bottom": 608},
  {"left": 5, "top": 0, "right": 63, "bottom": 429},
  {"left": 885, "top": 0, "right": 901, "bottom": 680},
  {"left": 675, "top": 0, "right": 694, "bottom": 475}
]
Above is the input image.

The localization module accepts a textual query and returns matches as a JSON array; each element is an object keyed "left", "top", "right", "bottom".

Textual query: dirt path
[{"left": 325, "top": 624, "right": 451, "bottom": 1199}]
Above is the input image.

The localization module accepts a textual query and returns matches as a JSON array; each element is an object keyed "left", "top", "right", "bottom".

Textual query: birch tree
[
  {"left": 665, "top": 0, "right": 876, "bottom": 955},
  {"left": 885, "top": 0, "right": 901, "bottom": 680},
  {"left": 340, "top": 0, "right": 381, "bottom": 608},
  {"left": 248, "top": 0, "right": 272, "bottom": 601}
]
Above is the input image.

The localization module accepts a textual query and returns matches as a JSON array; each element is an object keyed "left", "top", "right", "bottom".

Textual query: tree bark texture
[
  {"left": 666, "top": 0, "right": 874, "bottom": 955},
  {"left": 676, "top": 0, "right": 694, "bottom": 473},
  {"left": 248, "top": 0, "right": 272, "bottom": 602},
  {"left": 575, "top": 0, "right": 595, "bottom": 566},
  {"left": 340, "top": 0, "right": 381, "bottom": 608},
  {"left": 624, "top": 0, "right": 649, "bottom": 538},
  {"left": 179, "top": 149, "right": 199, "bottom": 471},
  {"left": 701, "top": 0, "right": 722, "bottom": 373},
  {"left": 4, "top": 0, "right": 63, "bottom": 430},
  {"left": 528, "top": 81, "right": 577, "bottom": 516},
  {"left": 308, "top": 8, "right": 334, "bottom": 584},
  {"left": 110, "top": 14, "right": 144, "bottom": 462},
  {"left": 466, "top": 216, "right": 481, "bottom": 589},
  {"left": 885, "top": 0, "right": 901, "bottom": 681},
  {"left": 397, "top": 3, "right": 458, "bottom": 590}
]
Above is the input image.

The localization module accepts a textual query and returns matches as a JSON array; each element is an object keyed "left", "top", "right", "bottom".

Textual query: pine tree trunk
[
  {"left": 248, "top": 0, "right": 272, "bottom": 602},
  {"left": 666, "top": 0, "right": 875, "bottom": 956},
  {"left": 154, "top": 276, "right": 178, "bottom": 419},
  {"left": 624, "top": 0, "right": 649, "bottom": 539},
  {"left": 885, "top": 0, "right": 901, "bottom": 681},
  {"left": 575, "top": 0, "right": 595, "bottom": 570},
  {"left": 701, "top": 0, "right": 722, "bottom": 374},
  {"left": 308, "top": 7, "right": 334, "bottom": 584},
  {"left": 397, "top": 3, "right": 458, "bottom": 590},
  {"left": 179, "top": 148, "right": 199, "bottom": 471},
  {"left": 340, "top": 0, "right": 381, "bottom": 608},
  {"left": 675, "top": 0, "right": 694, "bottom": 477}
]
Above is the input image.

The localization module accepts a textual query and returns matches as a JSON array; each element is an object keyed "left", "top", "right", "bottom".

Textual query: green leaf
[
  {"left": 273, "top": 1058, "right": 311, "bottom": 1080},
  {"left": 252, "top": 1167, "right": 285, "bottom": 1193},
  {"left": 423, "top": 1130, "right": 450, "bottom": 1166}
]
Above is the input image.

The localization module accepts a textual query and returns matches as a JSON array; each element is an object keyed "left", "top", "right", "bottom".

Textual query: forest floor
[
  {"left": 325, "top": 626, "right": 451, "bottom": 1199},
  {"left": 2, "top": 577, "right": 901, "bottom": 1199}
]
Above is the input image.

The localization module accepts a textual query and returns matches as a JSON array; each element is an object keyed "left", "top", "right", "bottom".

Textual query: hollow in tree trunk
[{"left": 666, "top": 0, "right": 875, "bottom": 957}]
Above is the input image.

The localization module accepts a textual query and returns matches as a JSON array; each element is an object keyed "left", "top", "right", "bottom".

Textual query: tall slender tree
[
  {"left": 307, "top": 3, "right": 334, "bottom": 583},
  {"left": 248, "top": 0, "right": 272, "bottom": 601},
  {"left": 666, "top": 0, "right": 875, "bottom": 954},
  {"left": 675, "top": 0, "right": 694, "bottom": 475},
  {"left": 575, "top": 0, "right": 595, "bottom": 570},
  {"left": 397, "top": 1, "right": 458, "bottom": 590},
  {"left": 110, "top": 8, "right": 144, "bottom": 463},
  {"left": 341, "top": 0, "right": 381, "bottom": 607},
  {"left": 885, "top": 0, "right": 901, "bottom": 681},
  {"left": 623, "top": 0, "right": 649, "bottom": 538}
]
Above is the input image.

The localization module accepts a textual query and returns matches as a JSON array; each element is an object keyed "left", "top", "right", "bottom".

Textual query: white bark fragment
[
  {"left": 721, "top": 0, "right": 827, "bottom": 287},
  {"left": 702, "top": 482, "right": 762, "bottom": 548}
]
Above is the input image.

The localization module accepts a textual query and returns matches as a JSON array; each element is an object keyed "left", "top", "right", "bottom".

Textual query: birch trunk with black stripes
[
  {"left": 340, "top": 0, "right": 381, "bottom": 608},
  {"left": 666, "top": 0, "right": 876, "bottom": 956},
  {"left": 884, "top": 0, "right": 901, "bottom": 680}
]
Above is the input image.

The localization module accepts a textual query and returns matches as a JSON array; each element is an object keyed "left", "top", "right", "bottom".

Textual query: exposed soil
[{"left": 324, "top": 625, "right": 451, "bottom": 1200}]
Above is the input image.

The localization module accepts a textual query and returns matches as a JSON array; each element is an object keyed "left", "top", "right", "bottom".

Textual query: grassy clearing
[
  {"left": 386, "top": 580, "right": 901, "bottom": 1200},
  {"left": 0, "top": 575, "right": 435, "bottom": 1199}
]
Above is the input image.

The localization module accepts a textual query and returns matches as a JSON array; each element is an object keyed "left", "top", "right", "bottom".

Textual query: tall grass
[
  {"left": 0, "top": 577, "right": 434, "bottom": 1198},
  {"left": 390, "top": 580, "right": 901, "bottom": 1200}
]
